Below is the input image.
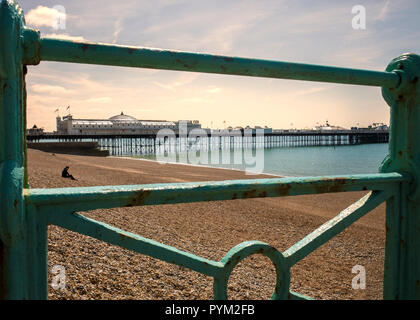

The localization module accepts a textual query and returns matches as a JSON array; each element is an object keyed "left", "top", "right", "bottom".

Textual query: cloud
[
  {"left": 152, "top": 81, "right": 177, "bottom": 92},
  {"left": 283, "top": 5, "right": 348, "bottom": 35},
  {"left": 292, "top": 87, "right": 327, "bottom": 97},
  {"left": 153, "top": 73, "right": 199, "bottom": 92},
  {"left": 198, "top": 23, "right": 247, "bottom": 53},
  {"left": 31, "top": 84, "right": 71, "bottom": 95},
  {"left": 139, "top": 2, "right": 272, "bottom": 53},
  {"left": 112, "top": 19, "right": 124, "bottom": 43},
  {"left": 328, "top": 45, "right": 386, "bottom": 69},
  {"left": 178, "top": 97, "right": 207, "bottom": 104},
  {"left": 205, "top": 87, "right": 221, "bottom": 94},
  {"left": 86, "top": 97, "right": 112, "bottom": 103},
  {"left": 376, "top": 0, "right": 391, "bottom": 21},
  {"left": 25, "top": 5, "right": 65, "bottom": 28},
  {"left": 25, "top": 0, "right": 415, "bottom": 132},
  {"left": 43, "top": 33, "right": 86, "bottom": 42}
]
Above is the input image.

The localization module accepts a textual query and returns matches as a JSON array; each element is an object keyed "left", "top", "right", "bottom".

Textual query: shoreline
[
  {"left": 109, "top": 155, "right": 294, "bottom": 178},
  {"left": 107, "top": 142, "right": 388, "bottom": 178}
]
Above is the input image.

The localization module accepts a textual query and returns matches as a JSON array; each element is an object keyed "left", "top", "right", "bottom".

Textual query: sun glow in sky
[{"left": 20, "top": 0, "right": 420, "bottom": 131}]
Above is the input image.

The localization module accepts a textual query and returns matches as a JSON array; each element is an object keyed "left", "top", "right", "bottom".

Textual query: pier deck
[{"left": 27, "top": 130, "right": 389, "bottom": 156}]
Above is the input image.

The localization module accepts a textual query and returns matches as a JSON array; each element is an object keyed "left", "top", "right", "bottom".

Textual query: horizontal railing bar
[
  {"left": 47, "top": 210, "right": 223, "bottom": 277},
  {"left": 38, "top": 37, "right": 400, "bottom": 88},
  {"left": 283, "top": 190, "right": 392, "bottom": 267},
  {"left": 25, "top": 173, "right": 409, "bottom": 212}
]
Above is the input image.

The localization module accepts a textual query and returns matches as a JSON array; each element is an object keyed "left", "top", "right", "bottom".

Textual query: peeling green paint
[{"left": 1, "top": 0, "right": 419, "bottom": 300}]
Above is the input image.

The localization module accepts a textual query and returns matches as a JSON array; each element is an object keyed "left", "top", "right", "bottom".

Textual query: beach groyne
[{"left": 27, "top": 141, "right": 109, "bottom": 156}]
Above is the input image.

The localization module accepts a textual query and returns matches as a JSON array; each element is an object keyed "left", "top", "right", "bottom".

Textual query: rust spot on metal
[
  {"left": 258, "top": 191, "right": 267, "bottom": 198},
  {"left": 117, "top": 231, "right": 128, "bottom": 242},
  {"left": 398, "top": 150, "right": 403, "bottom": 157},
  {"left": 128, "top": 48, "right": 136, "bottom": 54},
  {"left": 362, "top": 186, "right": 367, "bottom": 191},
  {"left": 276, "top": 184, "right": 292, "bottom": 196},
  {"left": 81, "top": 44, "right": 89, "bottom": 52},
  {"left": 127, "top": 190, "right": 152, "bottom": 206},
  {"left": 411, "top": 76, "right": 418, "bottom": 84},
  {"left": 161, "top": 196, "right": 177, "bottom": 204},
  {"left": 13, "top": 199, "right": 18, "bottom": 209},
  {"left": 232, "top": 193, "right": 238, "bottom": 200},
  {"left": 315, "top": 178, "right": 347, "bottom": 194},
  {"left": 242, "top": 189, "right": 257, "bottom": 198}
]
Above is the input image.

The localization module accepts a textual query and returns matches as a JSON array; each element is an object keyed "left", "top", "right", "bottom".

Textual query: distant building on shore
[{"left": 55, "top": 112, "right": 201, "bottom": 135}]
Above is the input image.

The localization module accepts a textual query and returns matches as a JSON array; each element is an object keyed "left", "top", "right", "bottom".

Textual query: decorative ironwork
[{"left": 0, "top": 0, "right": 418, "bottom": 299}]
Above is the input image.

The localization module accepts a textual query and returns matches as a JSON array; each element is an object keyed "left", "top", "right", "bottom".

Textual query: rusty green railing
[{"left": 1, "top": 0, "right": 419, "bottom": 300}]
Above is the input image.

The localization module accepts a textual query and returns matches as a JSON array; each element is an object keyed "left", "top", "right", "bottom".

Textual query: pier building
[{"left": 56, "top": 112, "right": 201, "bottom": 135}]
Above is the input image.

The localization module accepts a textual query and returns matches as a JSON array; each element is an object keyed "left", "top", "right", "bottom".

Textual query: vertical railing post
[
  {"left": 0, "top": 0, "right": 46, "bottom": 299},
  {"left": 381, "top": 53, "right": 420, "bottom": 299}
]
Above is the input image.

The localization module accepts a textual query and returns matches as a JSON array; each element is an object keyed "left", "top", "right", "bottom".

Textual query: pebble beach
[{"left": 27, "top": 148, "right": 386, "bottom": 300}]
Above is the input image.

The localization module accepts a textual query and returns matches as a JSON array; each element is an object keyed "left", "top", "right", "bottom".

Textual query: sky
[{"left": 20, "top": 0, "right": 420, "bottom": 131}]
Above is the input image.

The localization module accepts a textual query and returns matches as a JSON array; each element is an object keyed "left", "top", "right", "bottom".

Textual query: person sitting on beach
[{"left": 62, "top": 166, "right": 77, "bottom": 180}]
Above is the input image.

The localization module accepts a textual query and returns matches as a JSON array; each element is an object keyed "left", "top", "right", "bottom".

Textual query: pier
[{"left": 27, "top": 129, "right": 389, "bottom": 156}]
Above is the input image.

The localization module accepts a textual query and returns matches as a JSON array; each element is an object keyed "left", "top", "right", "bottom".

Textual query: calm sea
[{"left": 134, "top": 143, "right": 389, "bottom": 177}]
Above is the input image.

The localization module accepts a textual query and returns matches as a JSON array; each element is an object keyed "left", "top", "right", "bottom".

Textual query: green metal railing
[{"left": 1, "top": 0, "right": 419, "bottom": 299}]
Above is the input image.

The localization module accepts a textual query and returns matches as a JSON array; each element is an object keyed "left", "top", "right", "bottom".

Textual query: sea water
[{"left": 135, "top": 143, "right": 389, "bottom": 177}]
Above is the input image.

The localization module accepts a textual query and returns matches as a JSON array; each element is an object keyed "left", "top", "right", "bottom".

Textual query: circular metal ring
[{"left": 213, "top": 241, "right": 289, "bottom": 300}]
